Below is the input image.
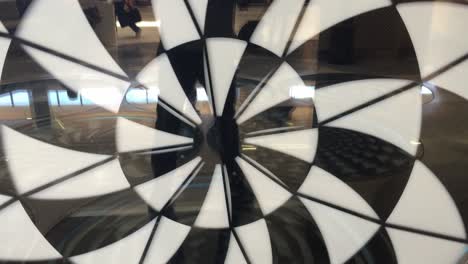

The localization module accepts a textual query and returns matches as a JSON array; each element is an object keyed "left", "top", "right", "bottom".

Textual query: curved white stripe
[
  {"left": 327, "top": 86, "right": 421, "bottom": 155},
  {"left": 194, "top": 165, "right": 230, "bottom": 228},
  {"left": 299, "top": 166, "right": 378, "bottom": 218},
  {"left": 0, "top": 194, "right": 11, "bottom": 207},
  {"left": 187, "top": 0, "right": 208, "bottom": 33},
  {"left": 250, "top": 0, "right": 305, "bottom": 57},
  {"left": 315, "top": 79, "right": 412, "bottom": 121},
  {"left": 116, "top": 117, "right": 193, "bottom": 153},
  {"left": 143, "top": 217, "right": 191, "bottom": 264},
  {"left": 0, "top": 202, "right": 61, "bottom": 260},
  {"left": 387, "top": 228, "right": 466, "bottom": 264},
  {"left": 1, "top": 125, "right": 110, "bottom": 194},
  {"left": 288, "top": 0, "right": 391, "bottom": 54},
  {"left": 225, "top": 233, "right": 247, "bottom": 264},
  {"left": 235, "top": 219, "right": 272, "bottom": 264},
  {"left": 134, "top": 157, "right": 202, "bottom": 211},
  {"left": 31, "top": 159, "right": 130, "bottom": 200},
  {"left": 71, "top": 219, "right": 156, "bottom": 264},
  {"left": 0, "top": 21, "right": 11, "bottom": 80},
  {"left": 152, "top": 0, "right": 200, "bottom": 50},
  {"left": 237, "top": 62, "right": 305, "bottom": 124},
  {"left": 300, "top": 198, "right": 380, "bottom": 264},
  {"left": 137, "top": 54, "right": 202, "bottom": 125},
  {"left": 206, "top": 38, "right": 247, "bottom": 116},
  {"left": 387, "top": 161, "right": 466, "bottom": 239},
  {"left": 236, "top": 157, "right": 291, "bottom": 216},
  {"left": 16, "top": 0, "right": 129, "bottom": 113},
  {"left": 398, "top": 3, "right": 468, "bottom": 101},
  {"left": 244, "top": 129, "right": 318, "bottom": 163},
  {"left": 397, "top": 2, "right": 468, "bottom": 79}
]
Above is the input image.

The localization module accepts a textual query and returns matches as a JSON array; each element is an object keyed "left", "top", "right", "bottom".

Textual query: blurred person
[
  {"left": 114, "top": 0, "right": 142, "bottom": 37},
  {"left": 80, "top": 0, "right": 102, "bottom": 29}
]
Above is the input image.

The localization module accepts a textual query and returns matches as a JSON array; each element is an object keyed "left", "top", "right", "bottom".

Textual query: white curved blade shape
[
  {"left": 250, "top": 0, "right": 305, "bottom": 57},
  {"left": 244, "top": 129, "right": 318, "bottom": 163},
  {"left": 235, "top": 219, "right": 272, "bottom": 264},
  {"left": 187, "top": 0, "right": 208, "bottom": 33},
  {"left": 152, "top": 0, "right": 200, "bottom": 50},
  {"left": 134, "top": 157, "right": 202, "bottom": 211},
  {"left": 236, "top": 157, "right": 291, "bottom": 216},
  {"left": 315, "top": 79, "right": 412, "bottom": 121},
  {"left": 237, "top": 62, "right": 305, "bottom": 124},
  {"left": 136, "top": 54, "right": 202, "bottom": 125},
  {"left": 0, "top": 202, "right": 61, "bottom": 261},
  {"left": 225, "top": 233, "right": 247, "bottom": 264},
  {"left": 194, "top": 165, "right": 229, "bottom": 229},
  {"left": 0, "top": 194, "right": 10, "bottom": 207},
  {"left": 387, "top": 161, "right": 466, "bottom": 239},
  {"left": 300, "top": 198, "right": 380, "bottom": 264},
  {"left": 398, "top": 3, "right": 468, "bottom": 100},
  {"left": 16, "top": 0, "right": 129, "bottom": 113},
  {"left": 143, "top": 217, "right": 191, "bottom": 264},
  {"left": 327, "top": 86, "right": 421, "bottom": 156},
  {"left": 116, "top": 117, "right": 193, "bottom": 153},
  {"left": 432, "top": 60, "right": 468, "bottom": 101},
  {"left": 1, "top": 125, "right": 110, "bottom": 194},
  {"left": 288, "top": 0, "right": 390, "bottom": 54},
  {"left": 0, "top": 21, "right": 11, "bottom": 79},
  {"left": 71, "top": 219, "right": 156, "bottom": 264},
  {"left": 206, "top": 38, "right": 247, "bottom": 116},
  {"left": 299, "top": 166, "right": 378, "bottom": 218},
  {"left": 386, "top": 228, "right": 467, "bottom": 264},
  {"left": 31, "top": 159, "right": 130, "bottom": 200},
  {"left": 397, "top": 2, "right": 468, "bottom": 78}
]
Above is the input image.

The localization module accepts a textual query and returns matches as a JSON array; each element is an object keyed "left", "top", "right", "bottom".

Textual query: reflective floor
[{"left": 0, "top": 0, "right": 468, "bottom": 263}]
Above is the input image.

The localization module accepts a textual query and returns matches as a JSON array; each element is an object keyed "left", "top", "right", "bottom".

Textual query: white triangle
[
  {"left": 152, "top": 0, "right": 200, "bottom": 50},
  {"left": 143, "top": 217, "right": 191, "bottom": 264},
  {"left": 399, "top": 3, "right": 468, "bottom": 102},
  {"left": 236, "top": 157, "right": 291, "bottom": 215},
  {"left": 16, "top": 0, "right": 129, "bottom": 113},
  {"left": 187, "top": 0, "right": 208, "bottom": 33},
  {"left": 387, "top": 228, "right": 466, "bottom": 264},
  {"left": 432, "top": 59, "right": 468, "bottom": 101},
  {"left": 71, "top": 219, "right": 156, "bottom": 264},
  {"left": 299, "top": 166, "right": 378, "bottom": 218},
  {"left": 0, "top": 21, "right": 6, "bottom": 33},
  {"left": 225, "top": 233, "right": 247, "bottom": 264},
  {"left": 116, "top": 117, "right": 193, "bottom": 153},
  {"left": 0, "top": 194, "right": 11, "bottom": 207},
  {"left": 32, "top": 159, "right": 130, "bottom": 200},
  {"left": 387, "top": 161, "right": 466, "bottom": 239},
  {"left": 300, "top": 198, "right": 380, "bottom": 264},
  {"left": 194, "top": 165, "right": 230, "bottom": 228},
  {"left": 288, "top": 0, "right": 391, "bottom": 53},
  {"left": 237, "top": 62, "right": 305, "bottom": 124},
  {"left": 235, "top": 219, "right": 272, "bottom": 264},
  {"left": 397, "top": 2, "right": 468, "bottom": 78},
  {"left": 1, "top": 125, "right": 110, "bottom": 194},
  {"left": 134, "top": 157, "right": 202, "bottom": 211},
  {"left": 244, "top": 129, "right": 318, "bottom": 163},
  {"left": 328, "top": 87, "right": 421, "bottom": 155},
  {"left": 315, "top": 79, "right": 412, "bottom": 121},
  {"left": 206, "top": 38, "right": 247, "bottom": 116},
  {"left": 0, "top": 202, "right": 61, "bottom": 261},
  {"left": 137, "top": 54, "right": 202, "bottom": 125},
  {"left": 250, "top": 0, "right": 305, "bottom": 57},
  {"left": 0, "top": 21, "right": 11, "bottom": 79}
]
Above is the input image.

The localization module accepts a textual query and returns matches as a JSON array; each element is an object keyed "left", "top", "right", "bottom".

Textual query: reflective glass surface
[{"left": 0, "top": 0, "right": 467, "bottom": 263}]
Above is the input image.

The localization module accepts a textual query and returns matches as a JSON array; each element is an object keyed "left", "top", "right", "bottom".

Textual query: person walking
[{"left": 115, "top": 0, "right": 142, "bottom": 37}]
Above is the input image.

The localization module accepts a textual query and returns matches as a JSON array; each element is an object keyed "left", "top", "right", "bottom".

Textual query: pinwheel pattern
[{"left": 0, "top": 0, "right": 467, "bottom": 263}]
